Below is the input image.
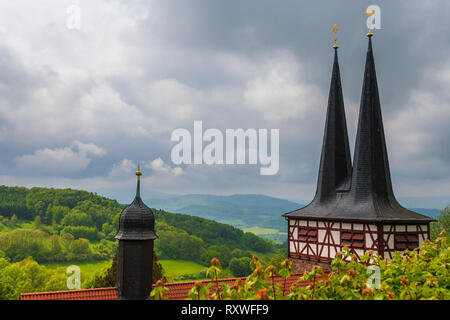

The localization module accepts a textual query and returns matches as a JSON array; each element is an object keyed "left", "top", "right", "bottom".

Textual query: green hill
[{"left": 0, "top": 185, "right": 280, "bottom": 269}]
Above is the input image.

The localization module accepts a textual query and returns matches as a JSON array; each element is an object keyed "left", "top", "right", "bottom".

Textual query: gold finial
[
  {"left": 331, "top": 23, "right": 340, "bottom": 49},
  {"left": 366, "top": 7, "right": 375, "bottom": 37},
  {"left": 136, "top": 162, "right": 142, "bottom": 179}
]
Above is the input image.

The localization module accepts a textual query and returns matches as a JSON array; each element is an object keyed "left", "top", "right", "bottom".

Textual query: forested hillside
[{"left": 0, "top": 185, "right": 279, "bottom": 267}]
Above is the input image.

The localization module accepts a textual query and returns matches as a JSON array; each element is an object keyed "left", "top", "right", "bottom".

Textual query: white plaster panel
[
  {"left": 366, "top": 234, "right": 373, "bottom": 247},
  {"left": 331, "top": 231, "right": 339, "bottom": 244},
  {"left": 318, "top": 229, "right": 326, "bottom": 242},
  {"left": 299, "top": 242, "right": 305, "bottom": 252},
  {"left": 289, "top": 242, "right": 295, "bottom": 252},
  {"left": 419, "top": 236, "right": 424, "bottom": 246},
  {"left": 396, "top": 225, "right": 405, "bottom": 232},
  {"left": 353, "top": 224, "right": 363, "bottom": 231},
  {"left": 289, "top": 227, "right": 297, "bottom": 238},
  {"left": 309, "top": 220, "right": 317, "bottom": 227},
  {"left": 299, "top": 220, "right": 307, "bottom": 226},
  {"left": 330, "top": 246, "right": 337, "bottom": 258},
  {"left": 342, "top": 223, "right": 351, "bottom": 229},
  {"left": 407, "top": 225, "right": 416, "bottom": 232},
  {"left": 388, "top": 236, "right": 394, "bottom": 249},
  {"left": 383, "top": 225, "right": 392, "bottom": 231}
]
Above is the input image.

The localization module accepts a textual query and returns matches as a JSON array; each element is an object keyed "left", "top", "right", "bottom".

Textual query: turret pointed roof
[
  {"left": 284, "top": 46, "right": 352, "bottom": 217},
  {"left": 284, "top": 36, "right": 432, "bottom": 223},
  {"left": 345, "top": 36, "right": 431, "bottom": 222},
  {"left": 115, "top": 165, "right": 157, "bottom": 240},
  {"left": 316, "top": 48, "right": 352, "bottom": 201}
]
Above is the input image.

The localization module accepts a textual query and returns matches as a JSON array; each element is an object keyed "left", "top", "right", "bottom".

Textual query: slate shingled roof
[
  {"left": 284, "top": 38, "right": 433, "bottom": 224},
  {"left": 20, "top": 273, "right": 312, "bottom": 300}
]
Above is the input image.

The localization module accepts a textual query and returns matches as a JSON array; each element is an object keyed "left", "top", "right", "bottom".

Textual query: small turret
[{"left": 115, "top": 165, "right": 157, "bottom": 300}]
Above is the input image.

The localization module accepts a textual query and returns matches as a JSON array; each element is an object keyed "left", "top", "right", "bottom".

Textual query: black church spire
[
  {"left": 315, "top": 47, "right": 352, "bottom": 203},
  {"left": 284, "top": 33, "right": 432, "bottom": 223},
  {"left": 350, "top": 36, "right": 393, "bottom": 202}
]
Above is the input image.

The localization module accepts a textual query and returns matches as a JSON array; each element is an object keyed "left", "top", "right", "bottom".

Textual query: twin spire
[
  {"left": 285, "top": 25, "right": 431, "bottom": 222},
  {"left": 315, "top": 25, "right": 351, "bottom": 203},
  {"left": 315, "top": 24, "right": 392, "bottom": 205},
  {"left": 315, "top": 25, "right": 396, "bottom": 211}
]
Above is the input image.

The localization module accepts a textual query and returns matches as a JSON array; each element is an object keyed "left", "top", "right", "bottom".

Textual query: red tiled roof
[
  {"left": 19, "top": 273, "right": 317, "bottom": 300},
  {"left": 161, "top": 273, "right": 309, "bottom": 300},
  {"left": 20, "top": 287, "right": 118, "bottom": 300}
]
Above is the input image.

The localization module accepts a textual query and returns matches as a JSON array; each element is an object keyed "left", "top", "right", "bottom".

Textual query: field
[
  {"left": 243, "top": 226, "right": 280, "bottom": 235},
  {"left": 159, "top": 260, "right": 206, "bottom": 278},
  {"left": 43, "top": 260, "right": 112, "bottom": 280},
  {"left": 43, "top": 259, "right": 208, "bottom": 283},
  {"left": 243, "top": 226, "right": 287, "bottom": 244}
]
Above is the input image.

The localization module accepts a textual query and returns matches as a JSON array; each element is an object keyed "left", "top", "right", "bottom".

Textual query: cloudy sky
[{"left": 0, "top": 0, "right": 449, "bottom": 208}]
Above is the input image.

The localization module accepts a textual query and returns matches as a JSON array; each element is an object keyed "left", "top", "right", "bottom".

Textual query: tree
[
  {"left": 229, "top": 257, "right": 252, "bottom": 277},
  {"left": 10, "top": 214, "right": 18, "bottom": 226},
  {"left": 431, "top": 206, "right": 449, "bottom": 240},
  {"left": 32, "top": 215, "right": 42, "bottom": 229},
  {"left": 0, "top": 255, "right": 67, "bottom": 300},
  {"left": 48, "top": 205, "right": 70, "bottom": 225},
  {"left": 242, "top": 232, "right": 272, "bottom": 253},
  {"left": 70, "top": 238, "right": 91, "bottom": 260},
  {"left": 61, "top": 209, "right": 93, "bottom": 227}
]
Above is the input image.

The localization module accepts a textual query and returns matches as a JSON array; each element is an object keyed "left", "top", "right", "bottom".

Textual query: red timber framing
[
  {"left": 380, "top": 224, "right": 430, "bottom": 259},
  {"left": 288, "top": 218, "right": 430, "bottom": 262},
  {"left": 287, "top": 218, "right": 378, "bottom": 262}
]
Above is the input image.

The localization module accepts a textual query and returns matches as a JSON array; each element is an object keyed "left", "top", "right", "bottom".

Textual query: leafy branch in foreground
[{"left": 151, "top": 231, "right": 450, "bottom": 300}]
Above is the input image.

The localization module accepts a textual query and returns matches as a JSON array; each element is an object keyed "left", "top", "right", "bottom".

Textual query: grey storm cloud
[{"left": 0, "top": 0, "right": 449, "bottom": 207}]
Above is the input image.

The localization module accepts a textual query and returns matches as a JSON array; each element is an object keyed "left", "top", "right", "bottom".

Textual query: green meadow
[
  {"left": 43, "top": 259, "right": 208, "bottom": 283},
  {"left": 43, "top": 260, "right": 112, "bottom": 280},
  {"left": 243, "top": 226, "right": 280, "bottom": 235},
  {"left": 159, "top": 260, "right": 206, "bottom": 278}
]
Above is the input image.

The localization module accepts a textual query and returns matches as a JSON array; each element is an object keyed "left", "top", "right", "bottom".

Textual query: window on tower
[
  {"left": 394, "top": 233, "right": 419, "bottom": 250},
  {"left": 298, "top": 226, "right": 318, "bottom": 243},
  {"left": 340, "top": 230, "right": 365, "bottom": 249}
]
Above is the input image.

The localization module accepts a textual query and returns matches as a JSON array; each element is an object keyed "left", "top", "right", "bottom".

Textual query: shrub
[{"left": 151, "top": 231, "right": 450, "bottom": 300}]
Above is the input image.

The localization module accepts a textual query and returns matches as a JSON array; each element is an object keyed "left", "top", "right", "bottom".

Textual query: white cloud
[
  {"left": 146, "top": 157, "right": 185, "bottom": 176},
  {"left": 109, "top": 158, "right": 135, "bottom": 178},
  {"left": 15, "top": 141, "right": 105, "bottom": 174},
  {"left": 0, "top": 1, "right": 449, "bottom": 208},
  {"left": 387, "top": 62, "right": 450, "bottom": 181},
  {"left": 244, "top": 51, "right": 324, "bottom": 122}
]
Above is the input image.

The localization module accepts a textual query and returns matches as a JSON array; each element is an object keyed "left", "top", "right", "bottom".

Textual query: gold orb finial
[
  {"left": 331, "top": 23, "right": 340, "bottom": 49},
  {"left": 136, "top": 163, "right": 142, "bottom": 177}
]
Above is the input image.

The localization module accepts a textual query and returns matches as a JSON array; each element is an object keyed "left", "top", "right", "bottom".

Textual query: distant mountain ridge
[
  {"left": 147, "top": 194, "right": 302, "bottom": 232},
  {"left": 410, "top": 208, "right": 441, "bottom": 218},
  {"left": 146, "top": 194, "right": 443, "bottom": 232}
]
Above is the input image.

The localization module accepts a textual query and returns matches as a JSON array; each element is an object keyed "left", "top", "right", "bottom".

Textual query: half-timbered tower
[{"left": 283, "top": 31, "right": 433, "bottom": 273}]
